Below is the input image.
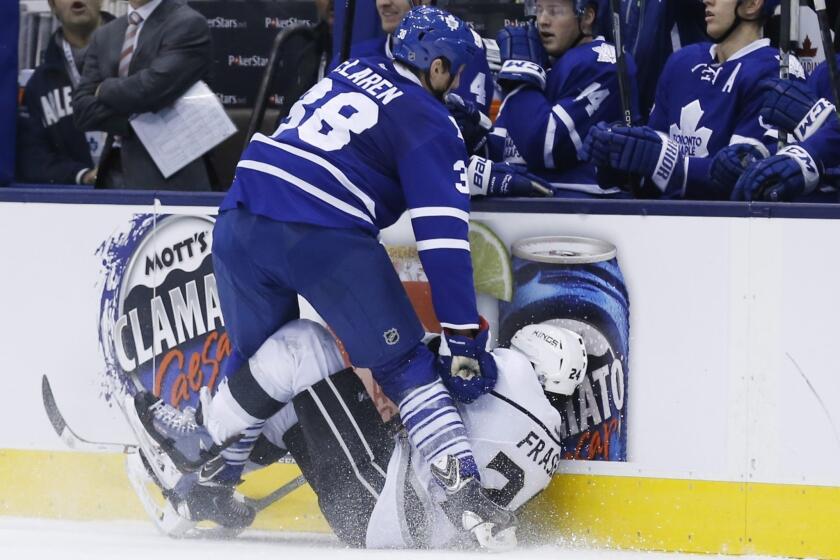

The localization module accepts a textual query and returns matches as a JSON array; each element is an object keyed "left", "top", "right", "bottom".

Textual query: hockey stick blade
[
  {"left": 245, "top": 474, "right": 307, "bottom": 513},
  {"left": 41, "top": 374, "right": 135, "bottom": 453}
]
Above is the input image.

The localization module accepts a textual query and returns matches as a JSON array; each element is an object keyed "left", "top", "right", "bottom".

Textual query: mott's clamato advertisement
[{"left": 98, "top": 214, "right": 232, "bottom": 408}]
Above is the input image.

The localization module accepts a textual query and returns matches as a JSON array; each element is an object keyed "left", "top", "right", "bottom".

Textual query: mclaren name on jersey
[{"left": 334, "top": 59, "right": 405, "bottom": 106}]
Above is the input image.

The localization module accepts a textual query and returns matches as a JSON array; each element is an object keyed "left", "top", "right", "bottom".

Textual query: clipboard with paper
[{"left": 129, "top": 81, "right": 237, "bottom": 179}]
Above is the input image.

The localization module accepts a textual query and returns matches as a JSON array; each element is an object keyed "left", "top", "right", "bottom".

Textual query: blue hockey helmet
[
  {"left": 757, "top": 0, "right": 780, "bottom": 18},
  {"left": 575, "top": 0, "right": 611, "bottom": 37},
  {"left": 392, "top": 7, "right": 481, "bottom": 74}
]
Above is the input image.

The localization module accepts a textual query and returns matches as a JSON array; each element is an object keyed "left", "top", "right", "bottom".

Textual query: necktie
[{"left": 118, "top": 11, "right": 143, "bottom": 78}]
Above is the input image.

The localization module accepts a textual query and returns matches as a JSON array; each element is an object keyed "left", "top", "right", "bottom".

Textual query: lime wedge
[{"left": 469, "top": 221, "right": 513, "bottom": 302}]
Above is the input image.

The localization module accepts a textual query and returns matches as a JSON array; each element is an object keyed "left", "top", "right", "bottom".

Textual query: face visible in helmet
[
  {"left": 535, "top": 0, "right": 593, "bottom": 57},
  {"left": 426, "top": 60, "right": 464, "bottom": 101},
  {"left": 703, "top": 0, "right": 740, "bottom": 40},
  {"left": 377, "top": 0, "right": 434, "bottom": 34}
]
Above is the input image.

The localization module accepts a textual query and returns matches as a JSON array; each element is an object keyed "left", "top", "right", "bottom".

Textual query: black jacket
[
  {"left": 17, "top": 15, "right": 114, "bottom": 185},
  {"left": 72, "top": 0, "right": 212, "bottom": 190}
]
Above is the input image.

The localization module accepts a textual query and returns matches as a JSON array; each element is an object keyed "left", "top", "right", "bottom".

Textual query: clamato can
[{"left": 499, "top": 236, "right": 630, "bottom": 461}]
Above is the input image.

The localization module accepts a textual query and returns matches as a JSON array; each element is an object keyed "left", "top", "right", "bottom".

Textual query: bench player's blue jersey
[
  {"left": 221, "top": 57, "right": 479, "bottom": 330},
  {"left": 622, "top": 0, "right": 706, "bottom": 115},
  {"left": 349, "top": 33, "right": 494, "bottom": 116},
  {"left": 648, "top": 39, "right": 806, "bottom": 199},
  {"left": 489, "top": 38, "right": 639, "bottom": 197},
  {"left": 804, "top": 55, "right": 840, "bottom": 170},
  {"left": 808, "top": 54, "right": 840, "bottom": 102}
]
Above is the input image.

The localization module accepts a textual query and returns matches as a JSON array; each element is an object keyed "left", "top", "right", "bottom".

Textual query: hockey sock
[
  {"left": 217, "top": 421, "right": 265, "bottom": 483},
  {"left": 399, "top": 377, "right": 480, "bottom": 481}
]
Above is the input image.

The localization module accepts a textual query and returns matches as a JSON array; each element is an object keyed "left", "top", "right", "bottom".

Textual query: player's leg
[
  {"left": 282, "top": 225, "right": 515, "bottom": 546},
  {"left": 258, "top": 368, "right": 396, "bottom": 547}
]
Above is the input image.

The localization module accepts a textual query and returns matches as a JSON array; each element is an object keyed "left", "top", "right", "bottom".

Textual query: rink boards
[{"left": 1, "top": 190, "right": 840, "bottom": 558}]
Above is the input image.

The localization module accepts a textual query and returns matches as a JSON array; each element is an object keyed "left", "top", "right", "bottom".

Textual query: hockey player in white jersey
[
  {"left": 125, "top": 319, "right": 587, "bottom": 549},
  {"left": 581, "top": 0, "right": 807, "bottom": 199}
]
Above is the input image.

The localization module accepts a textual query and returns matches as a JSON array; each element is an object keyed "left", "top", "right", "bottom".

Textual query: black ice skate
[
  {"left": 172, "top": 455, "right": 256, "bottom": 531},
  {"left": 431, "top": 454, "right": 518, "bottom": 551},
  {"left": 126, "top": 391, "right": 223, "bottom": 473}
]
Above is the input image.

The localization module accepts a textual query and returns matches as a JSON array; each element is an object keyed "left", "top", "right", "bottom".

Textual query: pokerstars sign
[{"left": 98, "top": 214, "right": 232, "bottom": 409}]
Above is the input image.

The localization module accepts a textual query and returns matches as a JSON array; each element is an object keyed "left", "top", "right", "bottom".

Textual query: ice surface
[{"left": 0, "top": 518, "right": 791, "bottom": 560}]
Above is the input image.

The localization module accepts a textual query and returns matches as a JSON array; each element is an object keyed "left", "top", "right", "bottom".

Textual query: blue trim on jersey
[{"left": 2, "top": 187, "right": 839, "bottom": 219}]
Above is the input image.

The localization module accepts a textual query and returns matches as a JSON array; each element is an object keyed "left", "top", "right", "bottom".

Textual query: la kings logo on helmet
[{"left": 98, "top": 214, "right": 232, "bottom": 410}]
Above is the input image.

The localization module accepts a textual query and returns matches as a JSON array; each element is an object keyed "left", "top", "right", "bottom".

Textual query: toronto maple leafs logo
[
  {"left": 669, "top": 100, "right": 712, "bottom": 157},
  {"left": 592, "top": 43, "right": 616, "bottom": 64},
  {"left": 445, "top": 15, "right": 459, "bottom": 31}
]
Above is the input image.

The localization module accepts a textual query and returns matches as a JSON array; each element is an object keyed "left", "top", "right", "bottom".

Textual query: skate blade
[
  {"left": 463, "top": 512, "right": 518, "bottom": 552},
  {"left": 123, "top": 395, "right": 184, "bottom": 490}
]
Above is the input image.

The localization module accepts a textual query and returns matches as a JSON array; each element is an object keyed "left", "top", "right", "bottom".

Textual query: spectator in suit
[
  {"left": 17, "top": 0, "right": 112, "bottom": 185},
  {"left": 72, "top": 0, "right": 213, "bottom": 190}
]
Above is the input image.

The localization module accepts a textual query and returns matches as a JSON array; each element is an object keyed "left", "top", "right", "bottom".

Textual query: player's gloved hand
[
  {"left": 467, "top": 156, "right": 553, "bottom": 197},
  {"left": 760, "top": 78, "right": 837, "bottom": 142},
  {"left": 731, "top": 145, "right": 822, "bottom": 201},
  {"left": 446, "top": 92, "right": 493, "bottom": 154},
  {"left": 496, "top": 22, "right": 548, "bottom": 91},
  {"left": 710, "top": 143, "right": 766, "bottom": 194},
  {"left": 437, "top": 317, "right": 498, "bottom": 403},
  {"left": 582, "top": 122, "right": 685, "bottom": 195}
]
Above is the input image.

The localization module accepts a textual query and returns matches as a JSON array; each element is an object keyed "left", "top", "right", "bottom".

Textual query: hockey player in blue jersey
[
  {"left": 487, "top": 0, "right": 641, "bottom": 197},
  {"left": 582, "top": 0, "right": 807, "bottom": 199},
  {"left": 622, "top": 0, "right": 707, "bottom": 116},
  {"left": 342, "top": 0, "right": 495, "bottom": 155},
  {"left": 127, "top": 6, "right": 515, "bottom": 546},
  {"left": 725, "top": 74, "right": 840, "bottom": 201}
]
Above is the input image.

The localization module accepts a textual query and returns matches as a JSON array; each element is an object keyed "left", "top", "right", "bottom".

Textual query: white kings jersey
[{"left": 366, "top": 348, "right": 563, "bottom": 548}]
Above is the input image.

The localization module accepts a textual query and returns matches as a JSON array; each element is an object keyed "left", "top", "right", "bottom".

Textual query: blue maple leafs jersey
[
  {"left": 648, "top": 39, "right": 806, "bottom": 199},
  {"left": 221, "top": 57, "right": 479, "bottom": 330},
  {"left": 489, "top": 38, "right": 640, "bottom": 197},
  {"left": 348, "top": 33, "right": 494, "bottom": 116},
  {"left": 808, "top": 54, "right": 840, "bottom": 102},
  {"left": 622, "top": 0, "right": 706, "bottom": 116},
  {"left": 803, "top": 54, "right": 840, "bottom": 170}
]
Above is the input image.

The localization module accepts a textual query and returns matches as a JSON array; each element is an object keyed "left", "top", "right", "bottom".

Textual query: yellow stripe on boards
[
  {"left": 2, "top": 449, "right": 840, "bottom": 558},
  {"left": 523, "top": 473, "right": 840, "bottom": 559},
  {"left": 0, "top": 449, "right": 329, "bottom": 533}
]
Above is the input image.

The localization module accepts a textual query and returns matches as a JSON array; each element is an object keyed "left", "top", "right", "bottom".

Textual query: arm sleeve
[
  {"left": 800, "top": 117, "right": 840, "bottom": 169},
  {"left": 397, "top": 119, "right": 479, "bottom": 331},
  {"left": 503, "top": 56, "right": 634, "bottom": 173},
  {"left": 97, "top": 13, "right": 212, "bottom": 115},
  {"left": 71, "top": 30, "right": 131, "bottom": 134},
  {"left": 17, "top": 90, "right": 89, "bottom": 184}
]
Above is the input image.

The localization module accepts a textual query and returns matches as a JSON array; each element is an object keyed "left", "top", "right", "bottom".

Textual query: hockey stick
[
  {"left": 42, "top": 374, "right": 135, "bottom": 453},
  {"left": 339, "top": 0, "right": 357, "bottom": 64},
  {"left": 813, "top": 0, "right": 840, "bottom": 110},
  {"left": 246, "top": 474, "right": 307, "bottom": 511},
  {"left": 609, "top": 0, "right": 632, "bottom": 128},
  {"left": 778, "top": 0, "right": 795, "bottom": 148},
  {"left": 42, "top": 374, "right": 305, "bottom": 511}
]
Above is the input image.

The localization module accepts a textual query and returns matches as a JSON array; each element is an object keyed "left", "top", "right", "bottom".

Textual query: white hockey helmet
[{"left": 510, "top": 324, "right": 588, "bottom": 396}]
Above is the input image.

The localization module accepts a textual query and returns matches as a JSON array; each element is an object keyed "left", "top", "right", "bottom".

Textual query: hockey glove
[
  {"left": 437, "top": 317, "right": 498, "bottom": 403},
  {"left": 467, "top": 156, "right": 553, "bottom": 197},
  {"left": 732, "top": 145, "right": 822, "bottom": 202},
  {"left": 446, "top": 92, "right": 493, "bottom": 154},
  {"left": 760, "top": 78, "right": 837, "bottom": 142},
  {"left": 582, "top": 122, "right": 685, "bottom": 195},
  {"left": 710, "top": 143, "right": 766, "bottom": 194},
  {"left": 496, "top": 23, "right": 548, "bottom": 91}
]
